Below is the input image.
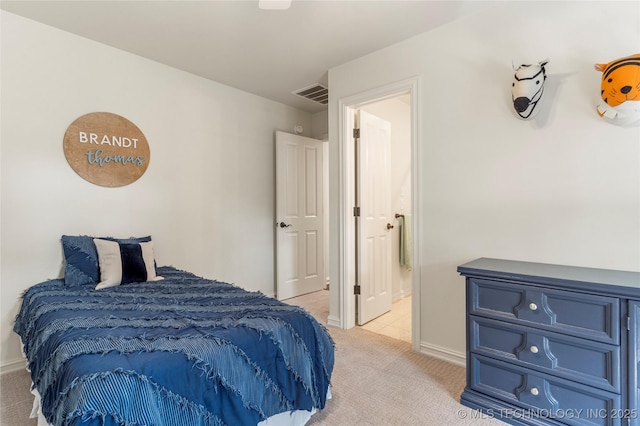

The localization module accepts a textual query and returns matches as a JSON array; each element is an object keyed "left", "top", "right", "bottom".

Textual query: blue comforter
[{"left": 14, "top": 266, "right": 334, "bottom": 426}]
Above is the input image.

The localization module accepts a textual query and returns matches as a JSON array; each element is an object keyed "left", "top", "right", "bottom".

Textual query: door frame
[{"left": 336, "top": 77, "right": 420, "bottom": 351}]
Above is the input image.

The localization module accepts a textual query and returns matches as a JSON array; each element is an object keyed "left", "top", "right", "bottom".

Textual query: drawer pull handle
[
  {"left": 530, "top": 387, "right": 539, "bottom": 396},
  {"left": 530, "top": 345, "right": 539, "bottom": 354},
  {"left": 529, "top": 302, "right": 538, "bottom": 311}
]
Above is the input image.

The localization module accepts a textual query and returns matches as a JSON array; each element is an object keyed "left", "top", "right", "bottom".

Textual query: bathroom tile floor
[
  {"left": 287, "top": 290, "right": 412, "bottom": 344},
  {"left": 358, "top": 295, "right": 412, "bottom": 343}
]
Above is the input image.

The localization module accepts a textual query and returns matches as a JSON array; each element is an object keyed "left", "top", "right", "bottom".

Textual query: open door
[
  {"left": 275, "top": 131, "right": 325, "bottom": 300},
  {"left": 356, "top": 110, "right": 393, "bottom": 324}
]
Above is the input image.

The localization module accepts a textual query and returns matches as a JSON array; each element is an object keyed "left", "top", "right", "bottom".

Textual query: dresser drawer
[
  {"left": 470, "top": 316, "right": 621, "bottom": 393},
  {"left": 469, "top": 278, "right": 620, "bottom": 344},
  {"left": 470, "top": 354, "right": 622, "bottom": 426}
]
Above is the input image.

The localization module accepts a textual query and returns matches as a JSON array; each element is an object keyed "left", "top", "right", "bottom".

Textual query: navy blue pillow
[
  {"left": 118, "top": 243, "right": 148, "bottom": 284},
  {"left": 62, "top": 235, "right": 152, "bottom": 286}
]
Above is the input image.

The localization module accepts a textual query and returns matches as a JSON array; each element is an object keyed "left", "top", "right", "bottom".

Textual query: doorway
[{"left": 336, "top": 77, "right": 420, "bottom": 350}]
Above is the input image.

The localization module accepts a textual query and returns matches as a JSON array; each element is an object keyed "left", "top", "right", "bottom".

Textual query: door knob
[
  {"left": 279, "top": 222, "right": 292, "bottom": 228},
  {"left": 386, "top": 223, "right": 394, "bottom": 230}
]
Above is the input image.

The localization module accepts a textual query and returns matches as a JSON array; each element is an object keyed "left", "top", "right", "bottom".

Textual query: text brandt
[{"left": 79, "top": 132, "right": 138, "bottom": 149}]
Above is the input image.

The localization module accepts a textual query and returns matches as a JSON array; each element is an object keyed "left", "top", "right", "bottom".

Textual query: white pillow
[{"left": 93, "top": 238, "right": 163, "bottom": 290}]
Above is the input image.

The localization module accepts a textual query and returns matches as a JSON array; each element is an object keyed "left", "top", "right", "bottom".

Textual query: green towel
[{"left": 399, "top": 215, "right": 412, "bottom": 271}]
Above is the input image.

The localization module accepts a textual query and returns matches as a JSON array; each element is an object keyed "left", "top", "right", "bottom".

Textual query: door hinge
[
  {"left": 353, "top": 128, "right": 360, "bottom": 139},
  {"left": 354, "top": 285, "right": 361, "bottom": 295},
  {"left": 353, "top": 206, "right": 360, "bottom": 217},
  {"left": 627, "top": 315, "right": 631, "bottom": 331}
]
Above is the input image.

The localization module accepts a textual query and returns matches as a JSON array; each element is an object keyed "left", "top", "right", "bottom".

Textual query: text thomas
[{"left": 79, "top": 131, "right": 139, "bottom": 149}]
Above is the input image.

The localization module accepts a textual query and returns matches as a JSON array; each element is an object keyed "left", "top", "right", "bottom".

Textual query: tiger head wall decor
[
  {"left": 511, "top": 59, "right": 549, "bottom": 120},
  {"left": 595, "top": 53, "right": 640, "bottom": 126}
]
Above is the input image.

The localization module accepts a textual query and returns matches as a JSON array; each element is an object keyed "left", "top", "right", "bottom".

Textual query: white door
[
  {"left": 356, "top": 110, "right": 393, "bottom": 324},
  {"left": 275, "top": 131, "right": 324, "bottom": 300}
]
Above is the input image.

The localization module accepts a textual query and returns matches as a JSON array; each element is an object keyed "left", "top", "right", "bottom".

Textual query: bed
[{"left": 13, "top": 236, "right": 334, "bottom": 426}]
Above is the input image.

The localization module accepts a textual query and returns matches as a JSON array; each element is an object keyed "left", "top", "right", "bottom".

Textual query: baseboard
[
  {"left": 0, "top": 358, "right": 26, "bottom": 375},
  {"left": 392, "top": 289, "right": 412, "bottom": 302},
  {"left": 419, "top": 341, "right": 466, "bottom": 367},
  {"left": 327, "top": 315, "right": 342, "bottom": 328}
]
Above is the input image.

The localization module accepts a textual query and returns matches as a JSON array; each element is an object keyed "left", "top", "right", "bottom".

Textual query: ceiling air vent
[{"left": 293, "top": 84, "right": 328, "bottom": 105}]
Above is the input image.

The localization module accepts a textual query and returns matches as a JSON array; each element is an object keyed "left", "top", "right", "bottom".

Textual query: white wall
[
  {"left": 311, "top": 110, "right": 329, "bottom": 140},
  {"left": 328, "top": 1, "right": 640, "bottom": 361},
  {"left": 0, "top": 12, "right": 313, "bottom": 369}
]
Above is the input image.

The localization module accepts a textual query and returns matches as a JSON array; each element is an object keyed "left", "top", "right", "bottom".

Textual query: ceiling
[{"left": 1, "top": 0, "right": 495, "bottom": 113}]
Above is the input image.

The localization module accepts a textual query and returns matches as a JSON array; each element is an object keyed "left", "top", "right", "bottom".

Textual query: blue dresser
[{"left": 458, "top": 258, "right": 640, "bottom": 426}]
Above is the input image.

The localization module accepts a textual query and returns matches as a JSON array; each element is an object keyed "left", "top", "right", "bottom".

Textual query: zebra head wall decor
[
  {"left": 511, "top": 59, "right": 549, "bottom": 120},
  {"left": 594, "top": 53, "right": 640, "bottom": 126}
]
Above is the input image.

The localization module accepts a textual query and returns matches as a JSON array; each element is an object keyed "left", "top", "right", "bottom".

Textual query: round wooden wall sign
[{"left": 63, "top": 112, "right": 150, "bottom": 187}]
